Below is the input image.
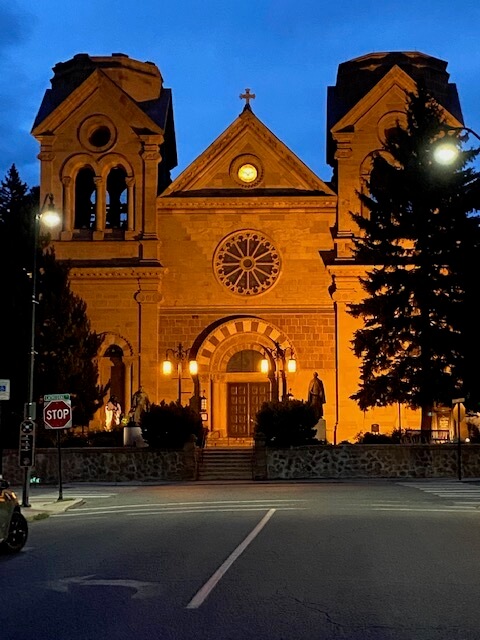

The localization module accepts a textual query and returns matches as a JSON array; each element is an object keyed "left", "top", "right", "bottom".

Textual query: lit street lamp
[
  {"left": 260, "top": 341, "right": 296, "bottom": 401},
  {"left": 162, "top": 343, "right": 198, "bottom": 405},
  {"left": 433, "top": 126, "right": 480, "bottom": 165},
  {"left": 22, "top": 193, "right": 61, "bottom": 507}
]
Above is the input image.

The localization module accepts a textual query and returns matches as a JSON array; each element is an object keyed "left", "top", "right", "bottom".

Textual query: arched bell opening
[
  {"left": 74, "top": 166, "right": 96, "bottom": 230},
  {"left": 106, "top": 166, "right": 128, "bottom": 230}
]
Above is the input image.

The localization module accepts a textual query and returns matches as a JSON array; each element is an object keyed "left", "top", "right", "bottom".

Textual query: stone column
[
  {"left": 134, "top": 285, "right": 162, "bottom": 401},
  {"left": 125, "top": 176, "right": 135, "bottom": 237},
  {"left": 60, "top": 176, "right": 73, "bottom": 240},
  {"left": 93, "top": 176, "right": 105, "bottom": 240},
  {"left": 140, "top": 135, "right": 163, "bottom": 262}
]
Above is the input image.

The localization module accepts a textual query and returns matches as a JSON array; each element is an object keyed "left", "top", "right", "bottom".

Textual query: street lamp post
[
  {"left": 260, "top": 341, "right": 296, "bottom": 401},
  {"left": 162, "top": 343, "right": 198, "bottom": 405},
  {"left": 22, "top": 193, "right": 61, "bottom": 507}
]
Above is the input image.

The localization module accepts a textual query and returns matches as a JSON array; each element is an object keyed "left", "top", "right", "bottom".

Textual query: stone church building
[{"left": 31, "top": 51, "right": 464, "bottom": 444}]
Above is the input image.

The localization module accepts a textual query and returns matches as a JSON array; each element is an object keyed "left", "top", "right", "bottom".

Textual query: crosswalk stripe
[{"left": 397, "top": 481, "right": 480, "bottom": 509}]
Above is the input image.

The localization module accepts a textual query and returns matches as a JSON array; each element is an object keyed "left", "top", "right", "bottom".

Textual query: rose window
[{"left": 214, "top": 231, "right": 281, "bottom": 295}]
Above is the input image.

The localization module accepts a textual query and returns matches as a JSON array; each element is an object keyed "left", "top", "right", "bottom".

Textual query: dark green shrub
[
  {"left": 86, "top": 428, "right": 124, "bottom": 447},
  {"left": 36, "top": 427, "right": 124, "bottom": 447},
  {"left": 254, "top": 400, "right": 318, "bottom": 447},
  {"left": 355, "top": 429, "right": 401, "bottom": 444},
  {"left": 140, "top": 401, "right": 203, "bottom": 449}
]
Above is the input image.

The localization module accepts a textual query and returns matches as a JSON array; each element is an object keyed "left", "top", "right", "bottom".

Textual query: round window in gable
[
  {"left": 89, "top": 126, "right": 111, "bottom": 148},
  {"left": 79, "top": 115, "right": 117, "bottom": 152}
]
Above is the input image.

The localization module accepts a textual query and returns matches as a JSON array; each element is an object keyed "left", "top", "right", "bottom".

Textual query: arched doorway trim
[
  {"left": 99, "top": 332, "right": 134, "bottom": 357},
  {"left": 196, "top": 316, "right": 294, "bottom": 369}
]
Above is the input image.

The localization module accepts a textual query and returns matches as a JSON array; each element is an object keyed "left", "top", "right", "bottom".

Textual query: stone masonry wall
[
  {"left": 3, "top": 444, "right": 479, "bottom": 485},
  {"left": 265, "top": 444, "right": 480, "bottom": 479},
  {"left": 2, "top": 447, "right": 197, "bottom": 485}
]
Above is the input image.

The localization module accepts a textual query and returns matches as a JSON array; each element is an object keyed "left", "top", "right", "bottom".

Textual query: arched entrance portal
[{"left": 195, "top": 317, "right": 296, "bottom": 444}]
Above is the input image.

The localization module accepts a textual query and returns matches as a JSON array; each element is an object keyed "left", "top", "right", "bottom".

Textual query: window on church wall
[
  {"left": 214, "top": 230, "right": 281, "bottom": 296},
  {"left": 74, "top": 167, "right": 96, "bottom": 229},
  {"left": 106, "top": 167, "right": 128, "bottom": 230},
  {"left": 227, "top": 350, "right": 263, "bottom": 373}
]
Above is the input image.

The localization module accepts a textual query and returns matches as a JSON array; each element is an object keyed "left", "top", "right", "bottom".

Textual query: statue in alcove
[{"left": 307, "top": 372, "right": 326, "bottom": 420}]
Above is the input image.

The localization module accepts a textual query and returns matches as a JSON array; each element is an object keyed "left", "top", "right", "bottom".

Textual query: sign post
[
  {"left": 452, "top": 398, "right": 466, "bottom": 481},
  {"left": 44, "top": 394, "right": 72, "bottom": 501},
  {"left": 0, "top": 379, "right": 10, "bottom": 479}
]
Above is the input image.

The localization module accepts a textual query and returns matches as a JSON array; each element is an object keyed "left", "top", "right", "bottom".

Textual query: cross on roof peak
[{"left": 240, "top": 88, "right": 255, "bottom": 111}]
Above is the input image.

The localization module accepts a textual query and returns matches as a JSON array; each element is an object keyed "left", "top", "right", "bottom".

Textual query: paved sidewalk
[{"left": 13, "top": 492, "right": 84, "bottom": 522}]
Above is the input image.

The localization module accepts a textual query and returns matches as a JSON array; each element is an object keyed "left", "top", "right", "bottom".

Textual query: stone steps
[
  {"left": 198, "top": 447, "right": 254, "bottom": 481},
  {"left": 206, "top": 436, "right": 254, "bottom": 448}
]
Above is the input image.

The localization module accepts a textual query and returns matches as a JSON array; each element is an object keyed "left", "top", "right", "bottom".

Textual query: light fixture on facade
[
  {"left": 287, "top": 356, "right": 297, "bottom": 373},
  {"left": 260, "top": 341, "right": 296, "bottom": 401},
  {"left": 162, "top": 343, "right": 198, "bottom": 405},
  {"left": 260, "top": 357, "right": 270, "bottom": 374},
  {"left": 162, "top": 359, "right": 173, "bottom": 376},
  {"left": 189, "top": 359, "right": 198, "bottom": 376}
]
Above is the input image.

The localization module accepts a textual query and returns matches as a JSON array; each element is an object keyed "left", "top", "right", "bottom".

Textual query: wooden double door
[{"left": 227, "top": 382, "right": 270, "bottom": 437}]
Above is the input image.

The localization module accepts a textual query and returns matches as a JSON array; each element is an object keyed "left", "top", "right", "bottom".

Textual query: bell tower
[
  {"left": 32, "top": 52, "right": 177, "bottom": 257},
  {"left": 31, "top": 54, "right": 178, "bottom": 417}
]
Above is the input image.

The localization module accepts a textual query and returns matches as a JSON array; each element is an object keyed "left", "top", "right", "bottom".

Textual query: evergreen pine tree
[
  {"left": 36, "top": 248, "right": 106, "bottom": 428},
  {"left": 0, "top": 166, "right": 35, "bottom": 443},
  {"left": 0, "top": 166, "right": 106, "bottom": 444},
  {"left": 348, "top": 88, "right": 480, "bottom": 431}
]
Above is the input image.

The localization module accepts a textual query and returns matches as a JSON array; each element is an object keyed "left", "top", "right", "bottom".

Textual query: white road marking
[
  {"left": 53, "top": 506, "right": 304, "bottom": 517},
  {"left": 70, "top": 499, "right": 306, "bottom": 512},
  {"left": 372, "top": 507, "right": 479, "bottom": 512},
  {"left": 186, "top": 508, "right": 276, "bottom": 609},
  {"left": 397, "top": 482, "right": 480, "bottom": 509}
]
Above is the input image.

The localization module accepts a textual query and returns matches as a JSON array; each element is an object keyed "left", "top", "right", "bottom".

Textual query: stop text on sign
[
  {"left": 43, "top": 395, "right": 72, "bottom": 429},
  {"left": 46, "top": 407, "right": 70, "bottom": 420}
]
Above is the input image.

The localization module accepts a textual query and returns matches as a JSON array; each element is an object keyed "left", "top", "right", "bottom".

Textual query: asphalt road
[{"left": 2, "top": 480, "right": 480, "bottom": 640}]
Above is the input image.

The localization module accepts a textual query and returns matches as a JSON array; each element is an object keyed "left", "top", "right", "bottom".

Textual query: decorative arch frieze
[
  {"left": 61, "top": 153, "right": 98, "bottom": 179},
  {"left": 196, "top": 316, "right": 294, "bottom": 372},
  {"left": 97, "top": 152, "right": 134, "bottom": 179},
  {"left": 99, "top": 332, "right": 134, "bottom": 357}
]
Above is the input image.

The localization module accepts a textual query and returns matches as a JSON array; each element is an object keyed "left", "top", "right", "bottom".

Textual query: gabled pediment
[
  {"left": 32, "top": 69, "right": 164, "bottom": 137},
  {"left": 331, "top": 65, "right": 463, "bottom": 135},
  {"left": 162, "top": 107, "right": 335, "bottom": 197}
]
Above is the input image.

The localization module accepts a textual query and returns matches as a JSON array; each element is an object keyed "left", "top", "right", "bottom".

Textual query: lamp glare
[
  {"left": 162, "top": 360, "right": 172, "bottom": 375},
  {"left": 287, "top": 358, "right": 297, "bottom": 373},
  {"left": 260, "top": 358, "right": 269, "bottom": 374},
  {"left": 189, "top": 360, "right": 198, "bottom": 375},
  {"left": 433, "top": 142, "right": 458, "bottom": 165},
  {"left": 41, "top": 209, "right": 62, "bottom": 228}
]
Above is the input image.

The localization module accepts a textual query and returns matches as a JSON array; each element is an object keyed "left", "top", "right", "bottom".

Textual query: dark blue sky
[{"left": 1, "top": 0, "right": 479, "bottom": 188}]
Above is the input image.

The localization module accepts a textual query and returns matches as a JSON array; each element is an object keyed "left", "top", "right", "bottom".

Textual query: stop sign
[{"left": 44, "top": 399, "right": 72, "bottom": 429}]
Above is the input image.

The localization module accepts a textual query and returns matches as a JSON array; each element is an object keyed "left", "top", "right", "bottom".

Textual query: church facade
[{"left": 31, "top": 51, "right": 464, "bottom": 443}]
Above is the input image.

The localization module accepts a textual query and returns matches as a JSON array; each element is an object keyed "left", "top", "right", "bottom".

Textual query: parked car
[{"left": 0, "top": 479, "right": 28, "bottom": 553}]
